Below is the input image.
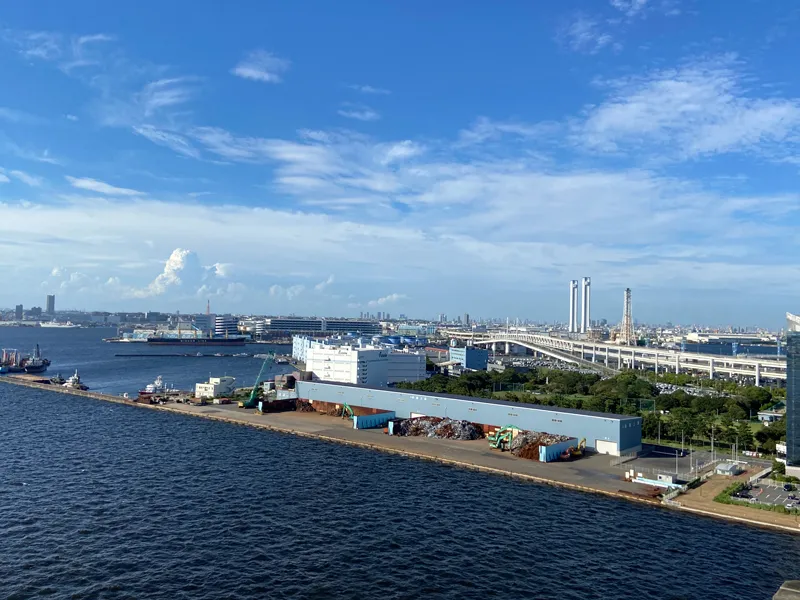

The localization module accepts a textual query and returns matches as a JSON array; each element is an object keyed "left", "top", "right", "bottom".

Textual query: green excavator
[
  {"left": 487, "top": 425, "right": 523, "bottom": 451},
  {"left": 238, "top": 353, "right": 275, "bottom": 408}
]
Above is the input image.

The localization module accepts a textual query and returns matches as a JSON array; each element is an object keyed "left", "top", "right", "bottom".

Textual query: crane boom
[{"left": 238, "top": 352, "right": 275, "bottom": 408}]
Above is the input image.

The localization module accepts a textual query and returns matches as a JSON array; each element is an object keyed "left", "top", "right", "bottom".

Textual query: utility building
[
  {"left": 296, "top": 381, "right": 642, "bottom": 456},
  {"left": 448, "top": 346, "right": 489, "bottom": 370}
]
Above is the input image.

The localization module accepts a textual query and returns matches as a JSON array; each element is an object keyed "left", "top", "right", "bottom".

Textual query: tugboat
[
  {"left": 138, "top": 375, "right": 169, "bottom": 398},
  {"left": 22, "top": 344, "right": 50, "bottom": 374},
  {"left": 63, "top": 370, "right": 89, "bottom": 390},
  {"left": 49, "top": 373, "right": 66, "bottom": 385}
]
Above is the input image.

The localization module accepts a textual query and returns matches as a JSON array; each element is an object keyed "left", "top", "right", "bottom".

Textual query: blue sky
[{"left": 0, "top": 0, "right": 799, "bottom": 327}]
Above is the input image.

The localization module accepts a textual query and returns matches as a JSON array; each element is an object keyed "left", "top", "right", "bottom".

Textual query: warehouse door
[{"left": 595, "top": 439, "right": 619, "bottom": 456}]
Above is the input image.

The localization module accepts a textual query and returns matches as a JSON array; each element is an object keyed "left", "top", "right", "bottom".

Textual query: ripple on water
[{"left": 1, "top": 386, "right": 800, "bottom": 599}]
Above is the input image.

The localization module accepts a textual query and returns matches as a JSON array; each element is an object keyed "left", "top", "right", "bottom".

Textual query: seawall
[{"left": 2, "top": 375, "right": 798, "bottom": 535}]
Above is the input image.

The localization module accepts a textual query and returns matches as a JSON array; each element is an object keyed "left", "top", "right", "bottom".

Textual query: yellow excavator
[{"left": 561, "top": 438, "right": 587, "bottom": 461}]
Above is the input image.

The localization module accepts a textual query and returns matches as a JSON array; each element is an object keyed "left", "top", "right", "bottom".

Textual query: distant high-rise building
[
  {"left": 14, "top": 304, "right": 23, "bottom": 320},
  {"left": 580, "top": 277, "right": 591, "bottom": 334},
  {"left": 377, "top": 311, "right": 382, "bottom": 320},
  {"left": 29, "top": 306, "right": 42, "bottom": 317},
  {"left": 787, "top": 313, "right": 800, "bottom": 472},
  {"left": 385, "top": 313, "right": 390, "bottom": 320},
  {"left": 46, "top": 294, "right": 55, "bottom": 315},
  {"left": 464, "top": 313, "right": 470, "bottom": 326},
  {"left": 569, "top": 280, "right": 579, "bottom": 333}
]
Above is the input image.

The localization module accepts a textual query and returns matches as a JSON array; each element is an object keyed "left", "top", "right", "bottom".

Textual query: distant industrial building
[
  {"left": 448, "top": 346, "right": 489, "bottom": 371},
  {"left": 787, "top": 313, "right": 800, "bottom": 475},
  {"left": 302, "top": 338, "right": 426, "bottom": 386},
  {"left": 46, "top": 295, "right": 55, "bottom": 315},
  {"left": 214, "top": 315, "right": 240, "bottom": 337},
  {"left": 29, "top": 306, "right": 42, "bottom": 318},
  {"left": 194, "top": 313, "right": 216, "bottom": 335},
  {"left": 295, "top": 381, "right": 642, "bottom": 456},
  {"left": 268, "top": 318, "right": 381, "bottom": 335},
  {"left": 195, "top": 376, "right": 236, "bottom": 399}
]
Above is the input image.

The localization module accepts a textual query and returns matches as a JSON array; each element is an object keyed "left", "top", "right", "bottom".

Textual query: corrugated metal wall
[{"left": 297, "top": 381, "right": 641, "bottom": 454}]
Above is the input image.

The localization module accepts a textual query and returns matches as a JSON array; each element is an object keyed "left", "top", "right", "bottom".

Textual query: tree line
[{"left": 395, "top": 366, "right": 785, "bottom": 452}]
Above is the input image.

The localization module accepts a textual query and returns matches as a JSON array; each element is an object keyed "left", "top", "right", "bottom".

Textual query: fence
[
  {"left": 610, "top": 452, "right": 638, "bottom": 466},
  {"left": 749, "top": 466, "right": 773, "bottom": 484}
]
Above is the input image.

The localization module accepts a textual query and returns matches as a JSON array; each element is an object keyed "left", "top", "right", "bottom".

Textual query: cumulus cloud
[
  {"left": 337, "top": 103, "right": 380, "bottom": 122},
  {"left": 129, "top": 248, "right": 235, "bottom": 299},
  {"left": 348, "top": 84, "right": 390, "bottom": 95},
  {"left": 367, "top": 293, "right": 407, "bottom": 307},
  {"left": 269, "top": 284, "right": 305, "bottom": 299},
  {"left": 231, "top": 50, "right": 290, "bottom": 83}
]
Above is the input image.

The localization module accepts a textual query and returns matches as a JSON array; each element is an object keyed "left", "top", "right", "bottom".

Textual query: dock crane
[{"left": 238, "top": 352, "right": 275, "bottom": 408}]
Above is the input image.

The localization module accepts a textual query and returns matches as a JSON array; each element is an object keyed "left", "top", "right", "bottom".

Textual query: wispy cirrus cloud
[
  {"left": 337, "top": 103, "right": 381, "bottom": 122},
  {"left": 558, "top": 14, "right": 614, "bottom": 54},
  {"left": 231, "top": 50, "right": 290, "bottom": 83},
  {"left": 575, "top": 55, "right": 800, "bottom": 160},
  {"left": 65, "top": 176, "right": 144, "bottom": 196},
  {"left": 9, "top": 170, "right": 43, "bottom": 187},
  {"left": 132, "top": 125, "right": 201, "bottom": 158},
  {"left": 348, "top": 84, "right": 391, "bottom": 95}
]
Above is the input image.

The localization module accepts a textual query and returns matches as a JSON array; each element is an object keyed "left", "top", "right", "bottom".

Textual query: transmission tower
[{"left": 619, "top": 288, "right": 635, "bottom": 345}]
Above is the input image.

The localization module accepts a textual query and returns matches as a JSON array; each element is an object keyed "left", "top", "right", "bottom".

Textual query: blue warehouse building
[
  {"left": 448, "top": 346, "right": 489, "bottom": 371},
  {"left": 295, "top": 381, "right": 642, "bottom": 456}
]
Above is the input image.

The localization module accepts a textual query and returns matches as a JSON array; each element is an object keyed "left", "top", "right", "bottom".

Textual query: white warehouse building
[{"left": 303, "top": 338, "right": 426, "bottom": 387}]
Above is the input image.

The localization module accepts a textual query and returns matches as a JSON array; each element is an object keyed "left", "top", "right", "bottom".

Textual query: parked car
[
  {"left": 786, "top": 504, "right": 796, "bottom": 510},
  {"left": 788, "top": 494, "right": 797, "bottom": 501},
  {"left": 783, "top": 484, "right": 794, "bottom": 492}
]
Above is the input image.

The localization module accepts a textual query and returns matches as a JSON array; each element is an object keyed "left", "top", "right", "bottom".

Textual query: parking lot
[{"left": 745, "top": 481, "right": 800, "bottom": 510}]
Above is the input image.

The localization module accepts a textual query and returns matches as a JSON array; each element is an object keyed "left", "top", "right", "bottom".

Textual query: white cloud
[
  {"left": 65, "top": 176, "right": 144, "bottom": 196},
  {"left": 337, "top": 103, "right": 380, "bottom": 122},
  {"left": 380, "top": 141, "right": 425, "bottom": 164},
  {"left": 269, "top": 284, "right": 305, "bottom": 299},
  {"left": 559, "top": 14, "right": 614, "bottom": 54},
  {"left": 231, "top": 50, "right": 290, "bottom": 83},
  {"left": 458, "top": 116, "right": 556, "bottom": 146},
  {"left": 5, "top": 30, "right": 62, "bottom": 60},
  {"left": 77, "top": 33, "right": 115, "bottom": 45},
  {"left": 610, "top": 0, "right": 648, "bottom": 17},
  {"left": 349, "top": 84, "right": 391, "bottom": 95},
  {"left": 66, "top": 114, "right": 79, "bottom": 121},
  {"left": 0, "top": 172, "right": 8, "bottom": 183},
  {"left": 137, "top": 77, "right": 198, "bottom": 117},
  {"left": 132, "top": 125, "right": 201, "bottom": 158},
  {"left": 0, "top": 106, "right": 39, "bottom": 123},
  {"left": 576, "top": 56, "right": 800, "bottom": 160},
  {"left": 367, "top": 293, "right": 407, "bottom": 307},
  {"left": 9, "top": 170, "right": 43, "bottom": 187},
  {"left": 314, "top": 274, "right": 335, "bottom": 292}
]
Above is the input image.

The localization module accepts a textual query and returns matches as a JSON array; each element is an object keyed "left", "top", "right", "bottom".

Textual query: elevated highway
[{"left": 449, "top": 331, "right": 786, "bottom": 385}]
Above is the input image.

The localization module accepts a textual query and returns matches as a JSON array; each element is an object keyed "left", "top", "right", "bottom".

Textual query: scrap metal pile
[
  {"left": 393, "top": 417, "right": 484, "bottom": 440},
  {"left": 509, "top": 431, "right": 572, "bottom": 460},
  {"left": 295, "top": 400, "right": 316, "bottom": 413}
]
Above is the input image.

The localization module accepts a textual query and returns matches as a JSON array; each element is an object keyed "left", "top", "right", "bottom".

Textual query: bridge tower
[{"left": 619, "top": 288, "right": 635, "bottom": 345}]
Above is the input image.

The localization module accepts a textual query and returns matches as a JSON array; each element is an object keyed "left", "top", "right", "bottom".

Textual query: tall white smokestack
[
  {"left": 581, "top": 277, "right": 591, "bottom": 333},
  {"left": 569, "top": 280, "right": 578, "bottom": 333}
]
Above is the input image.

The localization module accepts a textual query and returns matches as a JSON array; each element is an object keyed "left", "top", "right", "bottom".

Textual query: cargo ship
[
  {"left": 146, "top": 335, "right": 247, "bottom": 346},
  {"left": 0, "top": 345, "right": 51, "bottom": 374}
]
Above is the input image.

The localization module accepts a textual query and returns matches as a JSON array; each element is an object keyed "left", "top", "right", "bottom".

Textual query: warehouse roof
[{"left": 299, "top": 380, "right": 641, "bottom": 422}]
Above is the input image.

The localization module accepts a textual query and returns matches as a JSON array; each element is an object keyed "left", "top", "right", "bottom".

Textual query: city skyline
[{"left": 0, "top": 2, "right": 799, "bottom": 325}]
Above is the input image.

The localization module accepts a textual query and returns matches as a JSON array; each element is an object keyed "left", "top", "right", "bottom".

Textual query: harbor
[{"left": 2, "top": 372, "right": 797, "bottom": 535}]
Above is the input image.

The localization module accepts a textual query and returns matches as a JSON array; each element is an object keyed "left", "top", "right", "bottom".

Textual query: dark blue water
[
  {"left": 0, "top": 327, "right": 293, "bottom": 395},
  {"left": 1, "top": 330, "right": 799, "bottom": 599}
]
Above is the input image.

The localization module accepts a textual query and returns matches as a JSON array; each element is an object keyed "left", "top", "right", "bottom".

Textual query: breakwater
[{"left": 2, "top": 375, "right": 798, "bottom": 535}]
